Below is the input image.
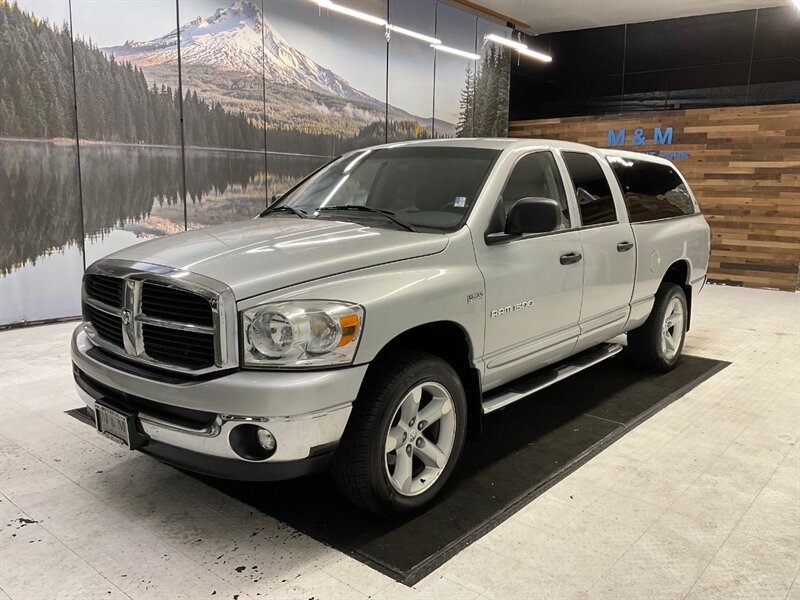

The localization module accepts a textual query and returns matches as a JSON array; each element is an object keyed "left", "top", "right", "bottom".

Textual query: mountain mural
[{"left": 103, "top": 0, "right": 454, "bottom": 137}]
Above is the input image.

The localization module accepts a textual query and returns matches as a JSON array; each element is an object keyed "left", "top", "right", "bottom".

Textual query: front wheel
[
  {"left": 627, "top": 283, "right": 688, "bottom": 372},
  {"left": 331, "top": 350, "right": 467, "bottom": 516}
]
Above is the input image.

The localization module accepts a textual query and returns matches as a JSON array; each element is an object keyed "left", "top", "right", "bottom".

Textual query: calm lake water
[{"left": 0, "top": 140, "right": 328, "bottom": 325}]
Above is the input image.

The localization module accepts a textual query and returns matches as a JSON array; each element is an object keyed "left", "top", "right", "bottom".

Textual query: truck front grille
[
  {"left": 142, "top": 323, "right": 216, "bottom": 369},
  {"left": 83, "top": 303, "right": 124, "bottom": 347},
  {"left": 85, "top": 274, "right": 124, "bottom": 308},
  {"left": 141, "top": 281, "right": 213, "bottom": 326},
  {"left": 81, "top": 263, "right": 236, "bottom": 375}
]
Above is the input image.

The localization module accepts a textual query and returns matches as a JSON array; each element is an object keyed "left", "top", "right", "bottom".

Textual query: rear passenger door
[
  {"left": 560, "top": 151, "right": 636, "bottom": 350},
  {"left": 607, "top": 156, "right": 706, "bottom": 328}
]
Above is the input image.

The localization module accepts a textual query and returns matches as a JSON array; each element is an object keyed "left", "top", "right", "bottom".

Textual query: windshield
[{"left": 266, "top": 146, "right": 500, "bottom": 232}]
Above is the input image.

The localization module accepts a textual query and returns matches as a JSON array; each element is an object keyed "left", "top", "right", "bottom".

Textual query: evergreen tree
[
  {"left": 456, "top": 67, "right": 475, "bottom": 138},
  {"left": 456, "top": 43, "right": 511, "bottom": 138}
]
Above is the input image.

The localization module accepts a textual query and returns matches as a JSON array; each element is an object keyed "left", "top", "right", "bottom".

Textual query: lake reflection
[{"left": 0, "top": 139, "right": 328, "bottom": 325}]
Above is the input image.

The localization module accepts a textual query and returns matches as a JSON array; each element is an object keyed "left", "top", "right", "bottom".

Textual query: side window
[
  {"left": 562, "top": 152, "right": 617, "bottom": 227},
  {"left": 495, "top": 152, "right": 570, "bottom": 232},
  {"left": 608, "top": 157, "right": 696, "bottom": 222}
]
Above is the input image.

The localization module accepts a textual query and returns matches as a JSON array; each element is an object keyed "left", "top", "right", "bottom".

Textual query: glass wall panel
[
  {"left": 433, "top": 1, "right": 476, "bottom": 138},
  {"left": 262, "top": 0, "right": 387, "bottom": 157},
  {"left": 71, "top": 0, "right": 185, "bottom": 267},
  {"left": 328, "top": 0, "right": 388, "bottom": 152},
  {"left": 185, "top": 149, "right": 268, "bottom": 228},
  {"left": 179, "top": 0, "right": 268, "bottom": 225},
  {"left": 474, "top": 17, "right": 511, "bottom": 136},
  {"left": 0, "top": 0, "right": 83, "bottom": 325},
  {"left": 387, "top": 0, "right": 435, "bottom": 142}
]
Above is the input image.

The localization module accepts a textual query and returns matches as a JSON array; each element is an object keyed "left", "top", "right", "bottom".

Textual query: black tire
[
  {"left": 627, "top": 283, "right": 688, "bottom": 373},
  {"left": 331, "top": 349, "right": 468, "bottom": 516}
]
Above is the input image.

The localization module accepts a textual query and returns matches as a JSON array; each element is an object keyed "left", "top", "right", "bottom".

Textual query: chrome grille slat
[
  {"left": 80, "top": 260, "right": 238, "bottom": 375},
  {"left": 142, "top": 324, "right": 215, "bottom": 370},
  {"left": 137, "top": 314, "right": 214, "bottom": 334},
  {"left": 141, "top": 282, "right": 213, "bottom": 326},
  {"left": 85, "top": 275, "right": 124, "bottom": 308},
  {"left": 84, "top": 304, "right": 124, "bottom": 347},
  {"left": 83, "top": 295, "right": 122, "bottom": 316}
]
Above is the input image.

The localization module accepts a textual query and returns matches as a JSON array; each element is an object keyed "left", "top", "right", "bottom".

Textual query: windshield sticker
[{"left": 454, "top": 196, "right": 467, "bottom": 208}]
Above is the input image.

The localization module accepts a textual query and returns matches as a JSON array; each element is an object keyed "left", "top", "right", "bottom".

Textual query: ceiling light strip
[
  {"left": 315, "top": 0, "right": 540, "bottom": 63},
  {"left": 484, "top": 33, "right": 526, "bottom": 50},
  {"left": 432, "top": 44, "right": 481, "bottom": 60},
  {"left": 518, "top": 46, "right": 553, "bottom": 62},
  {"left": 316, "top": 0, "right": 386, "bottom": 26},
  {"left": 484, "top": 33, "right": 552, "bottom": 63},
  {"left": 387, "top": 24, "right": 441, "bottom": 46}
]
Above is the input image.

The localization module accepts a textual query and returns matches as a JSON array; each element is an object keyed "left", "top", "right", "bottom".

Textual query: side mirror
[
  {"left": 269, "top": 193, "right": 283, "bottom": 206},
  {"left": 505, "top": 197, "right": 561, "bottom": 236}
]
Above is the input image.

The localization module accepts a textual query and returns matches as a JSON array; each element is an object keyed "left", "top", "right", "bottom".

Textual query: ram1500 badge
[{"left": 71, "top": 139, "right": 710, "bottom": 515}]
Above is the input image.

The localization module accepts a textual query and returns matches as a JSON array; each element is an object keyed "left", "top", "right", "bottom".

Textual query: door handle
[
  {"left": 560, "top": 251, "right": 582, "bottom": 265},
  {"left": 617, "top": 241, "right": 634, "bottom": 252}
]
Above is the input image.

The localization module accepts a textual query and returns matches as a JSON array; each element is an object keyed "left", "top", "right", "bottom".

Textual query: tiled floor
[{"left": 1, "top": 284, "right": 798, "bottom": 600}]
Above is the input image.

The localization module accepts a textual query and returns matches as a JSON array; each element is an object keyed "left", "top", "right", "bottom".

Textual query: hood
[{"left": 104, "top": 217, "right": 449, "bottom": 300}]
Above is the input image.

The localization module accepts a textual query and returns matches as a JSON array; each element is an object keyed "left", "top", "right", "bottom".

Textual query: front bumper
[{"left": 71, "top": 326, "right": 368, "bottom": 480}]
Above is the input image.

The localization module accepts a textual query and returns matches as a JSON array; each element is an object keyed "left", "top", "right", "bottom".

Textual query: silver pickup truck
[{"left": 71, "top": 139, "right": 710, "bottom": 515}]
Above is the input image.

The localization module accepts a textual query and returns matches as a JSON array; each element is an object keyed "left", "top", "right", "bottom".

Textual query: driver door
[{"left": 473, "top": 151, "right": 584, "bottom": 390}]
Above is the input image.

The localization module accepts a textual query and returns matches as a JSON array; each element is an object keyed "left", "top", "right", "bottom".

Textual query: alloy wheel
[
  {"left": 384, "top": 381, "right": 457, "bottom": 497},
  {"left": 661, "top": 297, "right": 685, "bottom": 360}
]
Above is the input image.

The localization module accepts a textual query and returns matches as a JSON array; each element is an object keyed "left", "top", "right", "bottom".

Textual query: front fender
[{"left": 236, "top": 230, "right": 486, "bottom": 367}]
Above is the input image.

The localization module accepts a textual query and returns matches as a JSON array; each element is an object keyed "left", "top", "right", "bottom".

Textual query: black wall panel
[{"left": 510, "top": 6, "right": 800, "bottom": 120}]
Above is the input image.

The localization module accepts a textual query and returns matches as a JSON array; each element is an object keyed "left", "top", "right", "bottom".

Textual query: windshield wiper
[
  {"left": 316, "top": 205, "right": 417, "bottom": 232},
  {"left": 261, "top": 205, "right": 308, "bottom": 219}
]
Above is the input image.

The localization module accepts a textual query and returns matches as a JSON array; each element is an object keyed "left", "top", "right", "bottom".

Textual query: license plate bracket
[{"left": 95, "top": 400, "right": 149, "bottom": 450}]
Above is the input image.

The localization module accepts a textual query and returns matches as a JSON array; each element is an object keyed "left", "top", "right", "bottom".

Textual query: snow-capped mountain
[{"left": 103, "top": 0, "right": 372, "bottom": 103}]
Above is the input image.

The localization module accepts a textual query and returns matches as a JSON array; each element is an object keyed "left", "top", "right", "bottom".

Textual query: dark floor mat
[{"left": 68, "top": 354, "right": 728, "bottom": 585}]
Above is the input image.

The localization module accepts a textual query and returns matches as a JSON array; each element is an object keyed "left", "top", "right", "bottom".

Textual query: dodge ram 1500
[{"left": 71, "top": 139, "right": 710, "bottom": 515}]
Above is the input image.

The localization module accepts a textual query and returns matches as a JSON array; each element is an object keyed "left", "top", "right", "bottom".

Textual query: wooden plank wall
[{"left": 509, "top": 103, "right": 800, "bottom": 291}]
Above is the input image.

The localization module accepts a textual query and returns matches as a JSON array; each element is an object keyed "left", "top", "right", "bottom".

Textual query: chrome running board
[{"left": 481, "top": 343, "right": 623, "bottom": 415}]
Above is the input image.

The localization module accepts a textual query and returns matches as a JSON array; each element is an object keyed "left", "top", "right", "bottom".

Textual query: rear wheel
[
  {"left": 331, "top": 350, "right": 467, "bottom": 516},
  {"left": 627, "top": 283, "right": 687, "bottom": 372}
]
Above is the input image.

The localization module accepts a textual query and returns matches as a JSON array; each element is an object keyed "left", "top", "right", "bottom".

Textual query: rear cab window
[{"left": 607, "top": 156, "right": 696, "bottom": 222}]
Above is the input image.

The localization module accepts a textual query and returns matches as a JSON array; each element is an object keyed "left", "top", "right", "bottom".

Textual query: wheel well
[
  {"left": 662, "top": 260, "right": 692, "bottom": 331},
  {"left": 377, "top": 322, "right": 483, "bottom": 439}
]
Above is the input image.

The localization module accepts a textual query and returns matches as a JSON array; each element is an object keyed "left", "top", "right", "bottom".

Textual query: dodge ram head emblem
[{"left": 121, "top": 309, "right": 132, "bottom": 326}]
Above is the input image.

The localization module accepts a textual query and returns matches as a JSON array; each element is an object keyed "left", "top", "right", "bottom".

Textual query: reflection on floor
[{"left": 1, "top": 285, "right": 798, "bottom": 600}]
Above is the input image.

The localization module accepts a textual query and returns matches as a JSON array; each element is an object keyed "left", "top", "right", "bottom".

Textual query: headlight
[{"left": 242, "top": 301, "right": 363, "bottom": 368}]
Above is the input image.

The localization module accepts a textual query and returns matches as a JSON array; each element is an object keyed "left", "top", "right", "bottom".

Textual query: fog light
[
  {"left": 257, "top": 428, "right": 276, "bottom": 452},
  {"left": 229, "top": 424, "right": 277, "bottom": 460}
]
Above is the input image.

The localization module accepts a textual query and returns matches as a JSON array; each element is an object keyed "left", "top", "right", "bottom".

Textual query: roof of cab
[{"left": 364, "top": 137, "right": 677, "bottom": 166}]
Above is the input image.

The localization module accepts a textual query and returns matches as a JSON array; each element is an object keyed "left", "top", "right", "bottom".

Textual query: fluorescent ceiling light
[
  {"left": 484, "top": 33, "right": 526, "bottom": 50},
  {"left": 316, "top": 0, "right": 386, "bottom": 26},
  {"left": 485, "top": 32, "right": 553, "bottom": 63},
  {"left": 388, "top": 24, "right": 441, "bottom": 46},
  {"left": 794, "top": 0, "right": 800, "bottom": 9},
  {"left": 432, "top": 44, "right": 480, "bottom": 60},
  {"left": 519, "top": 46, "right": 553, "bottom": 62}
]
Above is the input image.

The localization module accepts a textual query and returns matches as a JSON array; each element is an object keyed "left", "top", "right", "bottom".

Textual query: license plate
[{"left": 95, "top": 401, "right": 134, "bottom": 448}]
